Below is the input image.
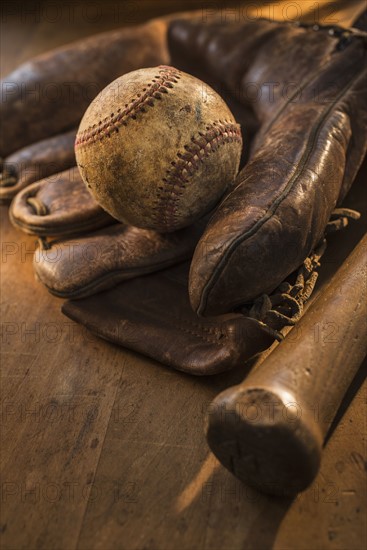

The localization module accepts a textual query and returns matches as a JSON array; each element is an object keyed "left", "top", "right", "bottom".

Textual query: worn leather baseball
[{"left": 75, "top": 65, "right": 242, "bottom": 232}]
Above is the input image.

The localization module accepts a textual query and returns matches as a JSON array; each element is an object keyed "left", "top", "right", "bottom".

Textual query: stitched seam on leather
[
  {"left": 176, "top": 326, "right": 222, "bottom": 345},
  {"left": 179, "top": 316, "right": 228, "bottom": 342},
  {"left": 197, "top": 68, "right": 362, "bottom": 315},
  {"left": 170, "top": 315, "right": 227, "bottom": 345},
  {"left": 152, "top": 121, "right": 242, "bottom": 231},
  {"left": 75, "top": 66, "right": 181, "bottom": 148}
]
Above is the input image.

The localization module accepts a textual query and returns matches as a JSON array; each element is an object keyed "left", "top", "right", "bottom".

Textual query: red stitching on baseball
[
  {"left": 75, "top": 66, "right": 181, "bottom": 148},
  {"left": 152, "top": 121, "right": 242, "bottom": 232}
]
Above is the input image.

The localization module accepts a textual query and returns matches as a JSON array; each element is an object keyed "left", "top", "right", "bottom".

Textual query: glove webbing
[{"left": 243, "top": 208, "right": 360, "bottom": 341}]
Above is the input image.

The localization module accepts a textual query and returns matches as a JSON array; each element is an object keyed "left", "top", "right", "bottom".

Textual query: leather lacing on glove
[
  {"left": 242, "top": 208, "right": 360, "bottom": 341},
  {"left": 295, "top": 22, "right": 367, "bottom": 51},
  {"left": 25, "top": 196, "right": 49, "bottom": 216}
]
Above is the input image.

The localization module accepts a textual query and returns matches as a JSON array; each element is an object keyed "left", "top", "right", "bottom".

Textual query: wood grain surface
[{"left": 1, "top": 2, "right": 366, "bottom": 549}]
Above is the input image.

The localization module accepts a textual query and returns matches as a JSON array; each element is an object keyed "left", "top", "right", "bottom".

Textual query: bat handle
[{"left": 206, "top": 234, "right": 367, "bottom": 496}]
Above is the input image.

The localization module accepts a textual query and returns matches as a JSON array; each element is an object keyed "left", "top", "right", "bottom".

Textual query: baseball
[{"left": 75, "top": 65, "right": 242, "bottom": 232}]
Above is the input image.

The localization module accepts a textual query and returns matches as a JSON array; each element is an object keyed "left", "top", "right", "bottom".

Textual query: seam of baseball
[
  {"left": 75, "top": 66, "right": 181, "bottom": 148},
  {"left": 152, "top": 120, "right": 242, "bottom": 232}
]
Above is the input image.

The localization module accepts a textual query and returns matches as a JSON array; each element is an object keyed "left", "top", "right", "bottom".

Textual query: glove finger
[
  {"left": 0, "top": 129, "right": 76, "bottom": 204},
  {"left": 10, "top": 166, "right": 113, "bottom": 237},
  {"left": 0, "top": 19, "right": 170, "bottom": 157},
  {"left": 168, "top": 17, "right": 338, "bottom": 119},
  {"left": 33, "top": 220, "right": 206, "bottom": 300},
  {"left": 61, "top": 262, "right": 275, "bottom": 375},
  {"left": 179, "top": 19, "right": 367, "bottom": 316}
]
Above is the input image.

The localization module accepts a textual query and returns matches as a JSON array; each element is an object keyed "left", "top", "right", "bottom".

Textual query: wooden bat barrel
[{"left": 205, "top": 234, "right": 367, "bottom": 496}]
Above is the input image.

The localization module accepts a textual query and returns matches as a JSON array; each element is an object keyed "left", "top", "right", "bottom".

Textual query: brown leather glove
[
  {"left": 5, "top": 13, "right": 367, "bottom": 373},
  {"left": 169, "top": 17, "right": 367, "bottom": 316}
]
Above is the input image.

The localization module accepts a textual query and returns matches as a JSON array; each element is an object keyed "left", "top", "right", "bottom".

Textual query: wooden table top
[{"left": 1, "top": 2, "right": 366, "bottom": 549}]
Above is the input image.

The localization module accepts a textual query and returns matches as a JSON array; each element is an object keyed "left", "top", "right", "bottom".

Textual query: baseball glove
[{"left": 3, "top": 12, "right": 367, "bottom": 374}]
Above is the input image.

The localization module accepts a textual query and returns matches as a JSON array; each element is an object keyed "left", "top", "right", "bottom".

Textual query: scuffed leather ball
[{"left": 75, "top": 65, "right": 242, "bottom": 232}]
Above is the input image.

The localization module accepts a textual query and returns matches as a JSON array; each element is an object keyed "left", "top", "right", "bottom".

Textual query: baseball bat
[{"left": 205, "top": 234, "right": 367, "bottom": 496}]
